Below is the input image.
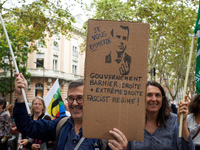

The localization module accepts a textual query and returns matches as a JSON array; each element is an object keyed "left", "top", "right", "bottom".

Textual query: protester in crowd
[
  {"left": 127, "top": 81, "right": 195, "bottom": 150},
  {"left": 18, "top": 97, "right": 51, "bottom": 150},
  {"left": 5, "top": 102, "right": 11, "bottom": 117},
  {"left": 5, "top": 102, "right": 10, "bottom": 110},
  {"left": 13, "top": 73, "right": 127, "bottom": 150},
  {"left": 0, "top": 97, "right": 12, "bottom": 150},
  {"left": 187, "top": 94, "right": 200, "bottom": 150},
  {"left": 7, "top": 105, "right": 19, "bottom": 150},
  {"left": 64, "top": 100, "right": 71, "bottom": 116},
  {"left": 170, "top": 99, "right": 177, "bottom": 114}
]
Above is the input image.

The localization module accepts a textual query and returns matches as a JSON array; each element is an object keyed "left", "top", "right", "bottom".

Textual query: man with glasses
[
  {"left": 13, "top": 73, "right": 128, "bottom": 150},
  {"left": 64, "top": 99, "right": 70, "bottom": 117}
]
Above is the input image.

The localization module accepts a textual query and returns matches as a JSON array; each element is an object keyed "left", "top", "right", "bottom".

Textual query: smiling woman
[
  {"left": 31, "top": 97, "right": 46, "bottom": 115},
  {"left": 146, "top": 81, "right": 170, "bottom": 127},
  {"left": 127, "top": 81, "right": 195, "bottom": 150},
  {"left": 18, "top": 97, "right": 51, "bottom": 150}
]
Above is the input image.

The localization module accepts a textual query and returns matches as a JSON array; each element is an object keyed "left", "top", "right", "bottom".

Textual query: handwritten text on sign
[
  {"left": 87, "top": 73, "right": 143, "bottom": 106},
  {"left": 89, "top": 26, "right": 112, "bottom": 52}
]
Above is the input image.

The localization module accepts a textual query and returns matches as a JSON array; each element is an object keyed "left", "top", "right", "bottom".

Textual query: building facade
[{"left": 4, "top": 15, "right": 86, "bottom": 104}]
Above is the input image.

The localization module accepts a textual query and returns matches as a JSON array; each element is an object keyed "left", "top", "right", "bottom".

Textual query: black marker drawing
[
  {"left": 105, "top": 25, "right": 131, "bottom": 75},
  {"left": 105, "top": 51, "right": 112, "bottom": 63}
]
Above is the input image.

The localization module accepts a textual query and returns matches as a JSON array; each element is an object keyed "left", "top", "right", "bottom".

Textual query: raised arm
[
  {"left": 13, "top": 73, "right": 58, "bottom": 141},
  {"left": 14, "top": 73, "right": 27, "bottom": 103}
]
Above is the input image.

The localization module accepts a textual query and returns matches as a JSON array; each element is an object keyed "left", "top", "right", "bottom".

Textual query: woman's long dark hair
[
  {"left": 189, "top": 94, "right": 200, "bottom": 116},
  {"left": 147, "top": 81, "right": 171, "bottom": 127}
]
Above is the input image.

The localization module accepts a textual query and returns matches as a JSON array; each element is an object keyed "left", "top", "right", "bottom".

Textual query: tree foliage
[
  {"left": 1, "top": 0, "right": 75, "bottom": 44},
  {"left": 86, "top": 0, "right": 199, "bottom": 101},
  {"left": 0, "top": 0, "right": 75, "bottom": 102},
  {"left": 0, "top": 22, "right": 32, "bottom": 103}
]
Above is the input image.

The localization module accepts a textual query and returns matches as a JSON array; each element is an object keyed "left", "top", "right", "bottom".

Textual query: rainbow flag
[{"left": 45, "top": 79, "right": 66, "bottom": 119}]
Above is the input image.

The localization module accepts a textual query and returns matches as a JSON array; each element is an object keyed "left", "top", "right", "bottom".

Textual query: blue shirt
[
  {"left": 127, "top": 113, "right": 195, "bottom": 150},
  {"left": 13, "top": 101, "right": 108, "bottom": 150},
  {"left": 64, "top": 117, "right": 99, "bottom": 150}
]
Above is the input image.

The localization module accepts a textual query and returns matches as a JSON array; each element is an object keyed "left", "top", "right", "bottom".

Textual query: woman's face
[
  {"left": 146, "top": 85, "right": 163, "bottom": 114},
  {"left": 32, "top": 99, "right": 44, "bottom": 113}
]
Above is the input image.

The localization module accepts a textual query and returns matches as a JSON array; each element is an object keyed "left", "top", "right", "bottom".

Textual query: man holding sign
[{"left": 13, "top": 73, "right": 128, "bottom": 150}]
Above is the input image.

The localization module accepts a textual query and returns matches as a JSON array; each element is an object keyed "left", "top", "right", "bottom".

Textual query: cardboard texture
[{"left": 83, "top": 20, "right": 150, "bottom": 141}]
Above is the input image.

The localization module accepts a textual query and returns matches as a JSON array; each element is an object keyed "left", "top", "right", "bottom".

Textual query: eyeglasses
[{"left": 65, "top": 96, "right": 83, "bottom": 104}]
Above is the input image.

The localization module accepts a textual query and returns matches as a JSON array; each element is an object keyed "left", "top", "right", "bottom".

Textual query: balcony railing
[
  {"left": 27, "top": 68, "right": 83, "bottom": 81},
  {"left": 0, "top": 68, "right": 83, "bottom": 82}
]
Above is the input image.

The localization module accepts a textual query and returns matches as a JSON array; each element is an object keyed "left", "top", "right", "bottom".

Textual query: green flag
[{"left": 195, "top": 1, "right": 200, "bottom": 95}]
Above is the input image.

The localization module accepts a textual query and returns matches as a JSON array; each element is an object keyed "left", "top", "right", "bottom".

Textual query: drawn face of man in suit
[
  {"left": 106, "top": 25, "right": 131, "bottom": 75},
  {"left": 111, "top": 25, "right": 129, "bottom": 64}
]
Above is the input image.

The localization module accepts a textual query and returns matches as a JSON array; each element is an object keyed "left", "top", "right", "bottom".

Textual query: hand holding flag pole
[
  {"left": 179, "top": 34, "right": 195, "bottom": 137},
  {"left": 179, "top": 0, "right": 200, "bottom": 137},
  {"left": 0, "top": 14, "right": 31, "bottom": 114}
]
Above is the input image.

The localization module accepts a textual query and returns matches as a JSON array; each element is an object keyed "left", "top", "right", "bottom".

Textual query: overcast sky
[
  {"left": 3, "top": 0, "right": 127, "bottom": 22},
  {"left": 67, "top": 0, "right": 93, "bottom": 21},
  {"left": 2, "top": 0, "right": 92, "bottom": 21}
]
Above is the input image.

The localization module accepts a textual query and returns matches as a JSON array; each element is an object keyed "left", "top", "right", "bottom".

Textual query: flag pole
[
  {"left": 0, "top": 14, "right": 31, "bottom": 114},
  {"left": 179, "top": 34, "right": 195, "bottom": 137}
]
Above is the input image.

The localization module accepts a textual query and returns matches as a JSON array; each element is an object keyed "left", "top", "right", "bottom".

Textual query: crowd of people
[
  {"left": 0, "top": 97, "right": 12, "bottom": 150},
  {"left": 0, "top": 85, "right": 71, "bottom": 150},
  {"left": 187, "top": 95, "right": 200, "bottom": 150},
  {"left": 1, "top": 72, "right": 200, "bottom": 150}
]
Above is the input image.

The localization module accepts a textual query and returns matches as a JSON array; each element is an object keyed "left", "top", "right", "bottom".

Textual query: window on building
[
  {"left": 72, "top": 64, "right": 77, "bottom": 74},
  {"left": 36, "top": 53, "right": 44, "bottom": 68},
  {"left": 72, "top": 38, "right": 78, "bottom": 57},
  {"left": 73, "top": 46, "right": 78, "bottom": 56},
  {"left": 53, "top": 34, "right": 59, "bottom": 50},
  {"left": 53, "top": 60, "right": 58, "bottom": 70},
  {"left": 53, "top": 55, "right": 58, "bottom": 70},
  {"left": 36, "top": 59, "right": 44, "bottom": 68},
  {"left": 35, "top": 83, "right": 43, "bottom": 97}
]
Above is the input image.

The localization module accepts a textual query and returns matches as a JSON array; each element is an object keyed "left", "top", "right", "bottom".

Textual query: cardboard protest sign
[{"left": 83, "top": 20, "right": 150, "bottom": 141}]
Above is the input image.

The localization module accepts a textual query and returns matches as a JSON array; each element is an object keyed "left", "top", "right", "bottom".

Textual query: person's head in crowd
[
  {"left": 188, "top": 94, "right": 200, "bottom": 116},
  {"left": 66, "top": 79, "right": 84, "bottom": 122},
  {"left": 0, "top": 97, "right": 6, "bottom": 111},
  {"left": 31, "top": 97, "right": 46, "bottom": 114},
  {"left": 146, "top": 81, "right": 171, "bottom": 127},
  {"left": 5, "top": 102, "right": 10, "bottom": 111},
  {"left": 8, "top": 105, "right": 14, "bottom": 116}
]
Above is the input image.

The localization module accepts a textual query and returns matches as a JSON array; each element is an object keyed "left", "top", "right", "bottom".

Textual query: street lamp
[{"left": 34, "top": 62, "right": 45, "bottom": 97}]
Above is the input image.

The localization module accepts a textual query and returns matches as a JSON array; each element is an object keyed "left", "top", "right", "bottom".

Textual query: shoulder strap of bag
[
  {"left": 41, "top": 115, "right": 46, "bottom": 119},
  {"left": 131, "top": 141, "right": 133, "bottom": 150},
  {"left": 74, "top": 137, "right": 85, "bottom": 150},
  {"left": 192, "top": 127, "right": 200, "bottom": 140},
  {"left": 56, "top": 116, "right": 69, "bottom": 139}
]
